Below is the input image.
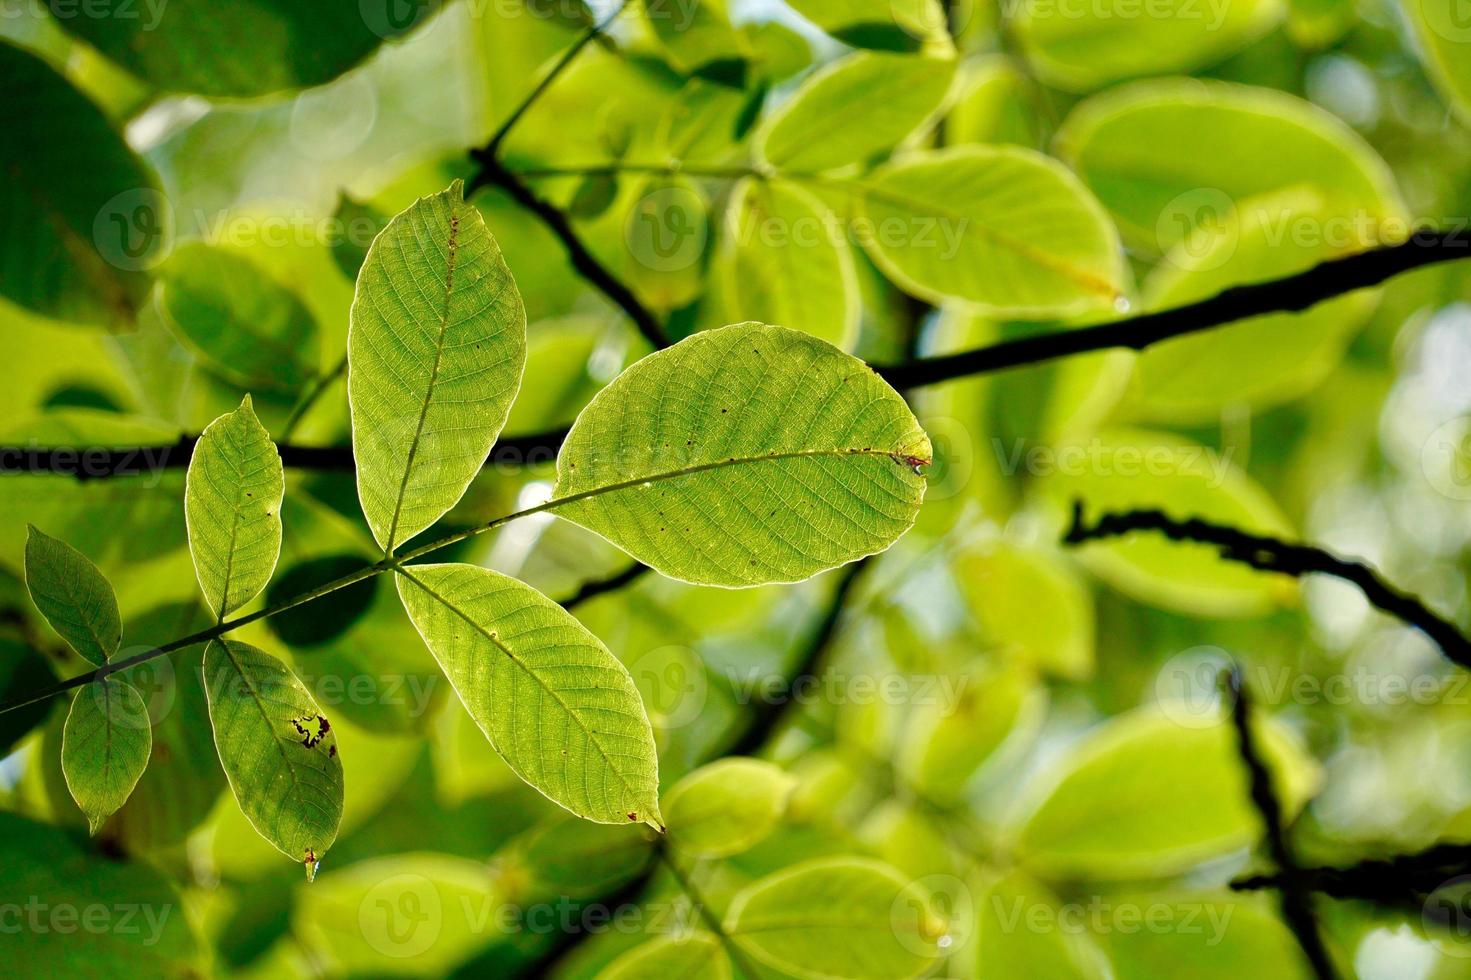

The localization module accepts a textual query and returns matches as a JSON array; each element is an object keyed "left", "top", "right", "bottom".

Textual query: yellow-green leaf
[
  {"left": 663, "top": 757, "right": 797, "bottom": 857},
  {"left": 598, "top": 933, "right": 732, "bottom": 980},
  {"left": 24, "top": 525, "right": 121, "bottom": 667},
  {"left": 1401, "top": 0, "right": 1471, "bottom": 126}
]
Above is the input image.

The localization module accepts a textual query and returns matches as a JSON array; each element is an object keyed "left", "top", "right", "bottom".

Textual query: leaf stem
[{"left": 656, "top": 848, "right": 764, "bottom": 979}]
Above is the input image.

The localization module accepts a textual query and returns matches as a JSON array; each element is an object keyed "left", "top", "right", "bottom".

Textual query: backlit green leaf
[
  {"left": 203, "top": 639, "right": 344, "bottom": 862},
  {"left": 857, "top": 146, "right": 1127, "bottom": 315},
  {"left": 1401, "top": 0, "right": 1471, "bottom": 126},
  {"left": 394, "top": 562, "right": 662, "bottom": 827},
  {"left": 1009, "top": 705, "right": 1321, "bottom": 880},
  {"left": 61, "top": 678, "right": 152, "bottom": 834},
  {"left": 598, "top": 933, "right": 732, "bottom": 980},
  {"left": 348, "top": 181, "right": 527, "bottom": 553},
  {"left": 663, "top": 757, "right": 797, "bottom": 857},
  {"left": 1102, "top": 891, "right": 1311, "bottom": 980},
  {"left": 24, "top": 525, "right": 121, "bottom": 667},
  {"left": 724, "top": 856, "right": 946, "bottom": 979},
  {"left": 185, "top": 396, "right": 284, "bottom": 618},
  {"left": 551, "top": 322, "right": 930, "bottom": 587},
  {"left": 755, "top": 51, "right": 954, "bottom": 173},
  {"left": 0, "top": 41, "right": 159, "bottom": 327}
]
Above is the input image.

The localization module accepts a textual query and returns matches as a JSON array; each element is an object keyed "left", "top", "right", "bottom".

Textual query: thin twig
[
  {"left": 1232, "top": 840, "right": 1471, "bottom": 912},
  {"left": 1064, "top": 503, "right": 1471, "bottom": 669},
  {"left": 1225, "top": 666, "right": 1339, "bottom": 980}
]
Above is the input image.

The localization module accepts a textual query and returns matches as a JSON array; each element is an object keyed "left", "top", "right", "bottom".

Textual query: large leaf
[
  {"left": 24, "top": 525, "right": 121, "bottom": 667},
  {"left": 51, "top": 0, "right": 442, "bottom": 97},
  {"left": 1054, "top": 79, "right": 1404, "bottom": 255},
  {"left": 551, "top": 322, "right": 930, "bottom": 586},
  {"left": 348, "top": 181, "right": 527, "bottom": 553},
  {"left": 754, "top": 52, "right": 955, "bottom": 172},
  {"left": 61, "top": 678, "right": 152, "bottom": 834},
  {"left": 203, "top": 639, "right": 344, "bottom": 862},
  {"left": 663, "top": 757, "right": 797, "bottom": 857},
  {"left": 0, "top": 41, "right": 159, "bottom": 326},
  {"left": 724, "top": 857, "right": 946, "bottom": 979},
  {"left": 394, "top": 563, "right": 662, "bottom": 827},
  {"left": 155, "top": 243, "right": 320, "bottom": 395},
  {"left": 856, "top": 146, "right": 1127, "bottom": 316},
  {"left": 1008, "top": 705, "right": 1321, "bottom": 880},
  {"left": 1401, "top": 0, "right": 1471, "bottom": 126},
  {"left": 715, "top": 178, "right": 859, "bottom": 350},
  {"left": 598, "top": 933, "right": 732, "bottom": 980},
  {"left": 185, "top": 396, "right": 285, "bottom": 618},
  {"left": 1011, "top": 0, "right": 1283, "bottom": 91}
]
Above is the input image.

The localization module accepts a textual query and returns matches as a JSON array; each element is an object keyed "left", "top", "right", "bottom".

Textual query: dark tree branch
[
  {"left": 560, "top": 563, "right": 651, "bottom": 609},
  {"left": 1064, "top": 504, "right": 1471, "bottom": 670},
  {"left": 1232, "top": 841, "right": 1471, "bottom": 913},
  {"left": 879, "top": 229, "right": 1471, "bottom": 389},
  {"left": 1226, "top": 666, "right": 1340, "bottom": 980}
]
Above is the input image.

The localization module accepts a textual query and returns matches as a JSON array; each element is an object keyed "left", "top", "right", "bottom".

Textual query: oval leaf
[
  {"left": 1400, "top": 0, "right": 1471, "bottom": 126},
  {"left": 663, "top": 757, "right": 797, "bottom": 858},
  {"left": 394, "top": 563, "right": 662, "bottom": 827},
  {"left": 61, "top": 678, "right": 152, "bottom": 834},
  {"left": 551, "top": 322, "right": 930, "bottom": 587},
  {"left": 598, "top": 933, "right": 732, "bottom": 980},
  {"left": 857, "top": 146, "right": 1126, "bottom": 315},
  {"left": 25, "top": 525, "right": 121, "bottom": 667},
  {"left": 724, "top": 856, "right": 946, "bottom": 979},
  {"left": 755, "top": 52, "right": 955, "bottom": 172},
  {"left": 203, "top": 639, "right": 344, "bottom": 861},
  {"left": 186, "top": 396, "right": 285, "bottom": 618},
  {"left": 349, "top": 181, "right": 528, "bottom": 553}
]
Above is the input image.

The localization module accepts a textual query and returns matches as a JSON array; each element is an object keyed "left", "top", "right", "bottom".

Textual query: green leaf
[
  {"left": 1054, "top": 79, "right": 1404, "bottom": 255},
  {"left": 724, "top": 856, "right": 946, "bottom": 979},
  {"left": 156, "top": 243, "right": 321, "bottom": 395},
  {"left": 551, "top": 322, "right": 930, "bottom": 587},
  {"left": 49, "top": 0, "right": 443, "bottom": 97},
  {"left": 185, "top": 396, "right": 285, "bottom": 619},
  {"left": 857, "top": 146, "right": 1127, "bottom": 316},
  {"left": 1401, "top": 0, "right": 1471, "bottom": 126},
  {"left": 598, "top": 933, "right": 732, "bottom": 980},
  {"left": 715, "top": 178, "right": 860, "bottom": 350},
  {"left": 954, "top": 542, "right": 1095, "bottom": 680},
  {"left": 974, "top": 870, "right": 1106, "bottom": 979},
  {"left": 203, "top": 639, "right": 344, "bottom": 862},
  {"left": 394, "top": 562, "right": 662, "bottom": 827},
  {"left": 61, "top": 678, "right": 152, "bottom": 834},
  {"left": 24, "top": 525, "right": 121, "bottom": 666},
  {"left": 643, "top": 0, "right": 750, "bottom": 86},
  {"left": 518, "top": 814, "right": 654, "bottom": 896},
  {"left": 785, "top": 0, "right": 949, "bottom": 50},
  {"left": 755, "top": 52, "right": 954, "bottom": 172},
  {"left": 0, "top": 40, "right": 160, "bottom": 326},
  {"left": 1039, "top": 428, "right": 1296, "bottom": 617},
  {"left": 1102, "top": 891, "right": 1311, "bottom": 980},
  {"left": 1009, "top": 704, "right": 1321, "bottom": 880},
  {"left": 348, "top": 181, "right": 527, "bottom": 553},
  {"left": 1011, "top": 0, "right": 1283, "bottom": 91},
  {"left": 663, "top": 757, "right": 797, "bottom": 857},
  {"left": 329, "top": 194, "right": 390, "bottom": 281}
]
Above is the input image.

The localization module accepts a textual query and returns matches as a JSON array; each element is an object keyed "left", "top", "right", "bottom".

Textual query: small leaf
[
  {"left": 394, "top": 563, "right": 662, "bottom": 827},
  {"left": 857, "top": 146, "right": 1127, "bottom": 316},
  {"left": 597, "top": 933, "right": 732, "bottom": 980},
  {"left": 348, "top": 181, "right": 527, "bottom": 553},
  {"left": 186, "top": 396, "right": 285, "bottom": 619},
  {"left": 551, "top": 322, "right": 930, "bottom": 587},
  {"left": 663, "top": 757, "right": 797, "bottom": 858},
  {"left": 61, "top": 678, "right": 152, "bottom": 834},
  {"left": 754, "top": 52, "right": 955, "bottom": 172},
  {"left": 203, "top": 639, "right": 344, "bottom": 861},
  {"left": 24, "top": 525, "right": 122, "bottom": 666},
  {"left": 329, "top": 194, "right": 389, "bottom": 281},
  {"left": 724, "top": 856, "right": 946, "bottom": 979}
]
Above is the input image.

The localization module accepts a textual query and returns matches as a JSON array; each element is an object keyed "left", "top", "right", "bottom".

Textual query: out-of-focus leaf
[
  {"left": 715, "top": 178, "right": 859, "bottom": 350},
  {"left": 51, "top": 0, "right": 443, "bottom": 97},
  {"left": 348, "top": 181, "right": 527, "bottom": 553},
  {"left": 0, "top": 41, "right": 160, "bottom": 327},
  {"left": 598, "top": 933, "right": 732, "bottom": 979},
  {"left": 954, "top": 542, "right": 1095, "bottom": 680},
  {"left": 185, "top": 396, "right": 284, "bottom": 618},
  {"left": 1102, "top": 890, "right": 1312, "bottom": 979},
  {"left": 1011, "top": 0, "right": 1283, "bottom": 90},
  {"left": 551, "top": 322, "right": 931, "bottom": 586},
  {"left": 755, "top": 52, "right": 954, "bottom": 172},
  {"left": 857, "top": 146, "right": 1127, "bottom": 316},
  {"left": 785, "top": 0, "right": 949, "bottom": 50},
  {"left": 61, "top": 678, "right": 151, "bottom": 833},
  {"left": 724, "top": 856, "right": 946, "bottom": 979},
  {"left": 329, "top": 194, "right": 390, "bottom": 281},
  {"left": 156, "top": 243, "right": 320, "bottom": 395},
  {"left": 663, "top": 757, "right": 797, "bottom": 857},
  {"left": 1009, "top": 705, "right": 1321, "bottom": 880},
  {"left": 974, "top": 870, "right": 1107, "bottom": 979},
  {"left": 643, "top": 0, "right": 750, "bottom": 86},
  {"left": 395, "top": 563, "right": 663, "bottom": 827},
  {"left": 517, "top": 813, "right": 654, "bottom": 896},
  {"left": 203, "top": 638, "right": 344, "bottom": 862},
  {"left": 1401, "top": 0, "right": 1471, "bottom": 126},
  {"left": 24, "top": 525, "right": 121, "bottom": 666}
]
